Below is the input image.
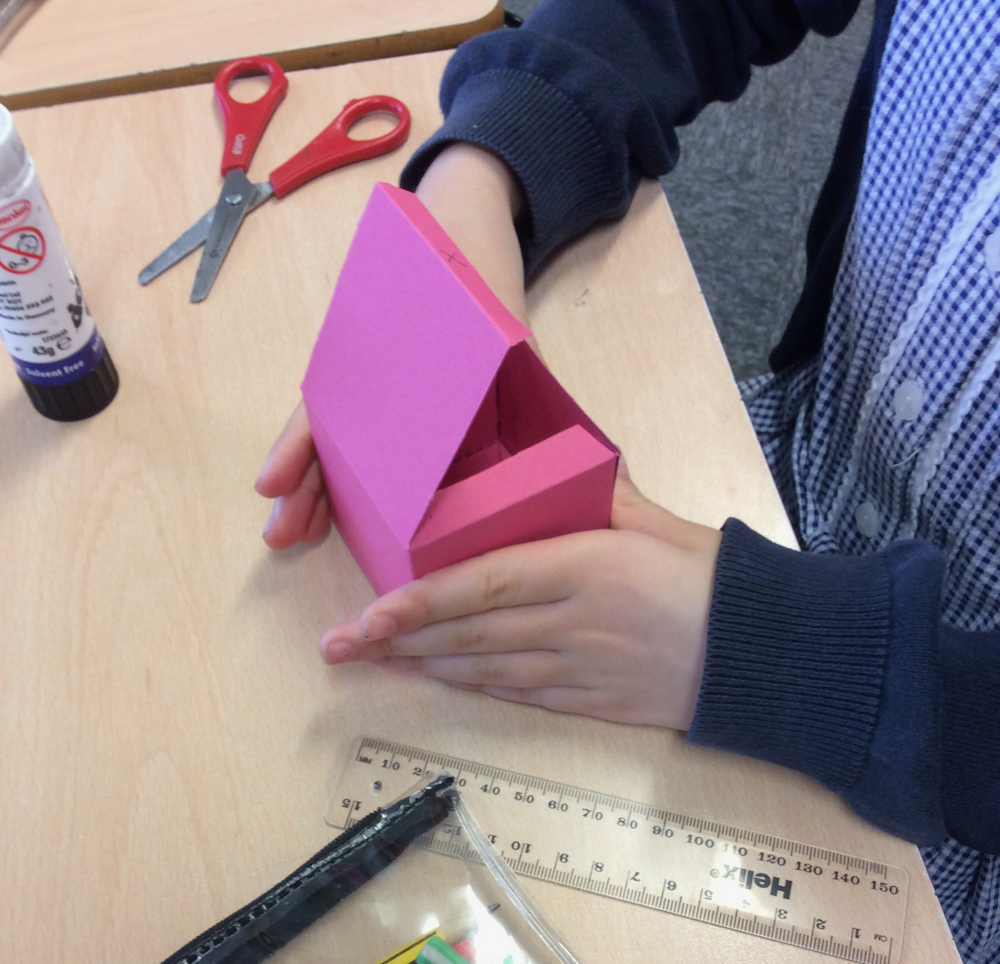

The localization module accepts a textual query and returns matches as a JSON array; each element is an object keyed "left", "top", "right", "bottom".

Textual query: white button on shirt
[
  {"left": 892, "top": 379, "right": 925, "bottom": 421},
  {"left": 855, "top": 500, "right": 880, "bottom": 538},
  {"left": 985, "top": 228, "right": 1000, "bottom": 274}
]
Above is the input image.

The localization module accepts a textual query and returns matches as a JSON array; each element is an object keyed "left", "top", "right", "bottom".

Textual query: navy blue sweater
[{"left": 399, "top": 0, "right": 1000, "bottom": 854}]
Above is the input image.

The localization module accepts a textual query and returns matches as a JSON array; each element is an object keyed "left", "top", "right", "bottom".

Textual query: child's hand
[
  {"left": 319, "top": 473, "right": 722, "bottom": 731},
  {"left": 255, "top": 402, "right": 331, "bottom": 549}
]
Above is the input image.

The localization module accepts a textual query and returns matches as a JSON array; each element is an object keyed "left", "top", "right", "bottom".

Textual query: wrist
[
  {"left": 412, "top": 144, "right": 527, "bottom": 322},
  {"left": 415, "top": 142, "right": 524, "bottom": 220}
]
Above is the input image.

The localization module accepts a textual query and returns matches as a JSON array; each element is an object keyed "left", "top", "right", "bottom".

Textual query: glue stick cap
[{"left": 0, "top": 105, "right": 29, "bottom": 192}]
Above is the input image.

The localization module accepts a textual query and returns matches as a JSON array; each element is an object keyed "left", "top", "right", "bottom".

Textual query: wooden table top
[
  {"left": 0, "top": 50, "right": 958, "bottom": 964},
  {"left": 0, "top": 0, "right": 502, "bottom": 109}
]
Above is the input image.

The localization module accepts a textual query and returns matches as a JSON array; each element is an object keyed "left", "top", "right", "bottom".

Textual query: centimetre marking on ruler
[{"left": 332, "top": 737, "right": 909, "bottom": 964}]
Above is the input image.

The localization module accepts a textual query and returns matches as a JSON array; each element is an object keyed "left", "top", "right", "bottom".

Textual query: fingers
[
  {"left": 256, "top": 402, "right": 331, "bottom": 548},
  {"left": 384, "top": 657, "right": 676, "bottom": 726},
  {"left": 352, "top": 537, "right": 587, "bottom": 642},
  {"left": 610, "top": 472, "right": 718, "bottom": 551},
  {"left": 440, "top": 673, "right": 650, "bottom": 725},
  {"left": 405, "top": 649, "right": 567, "bottom": 689},
  {"left": 322, "top": 595, "right": 572, "bottom": 663},
  {"left": 472, "top": 683, "right": 617, "bottom": 720},
  {"left": 255, "top": 402, "right": 315, "bottom": 498},
  {"left": 610, "top": 473, "right": 679, "bottom": 538},
  {"left": 262, "top": 458, "right": 329, "bottom": 549},
  {"left": 302, "top": 485, "right": 332, "bottom": 543},
  {"left": 378, "top": 653, "right": 610, "bottom": 718}
]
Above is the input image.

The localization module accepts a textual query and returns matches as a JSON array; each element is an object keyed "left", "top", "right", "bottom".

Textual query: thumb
[{"left": 611, "top": 463, "right": 713, "bottom": 550}]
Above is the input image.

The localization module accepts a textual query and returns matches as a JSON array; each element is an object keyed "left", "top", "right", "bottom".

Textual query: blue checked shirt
[
  {"left": 401, "top": 0, "right": 999, "bottom": 956},
  {"left": 743, "top": 0, "right": 1000, "bottom": 958}
]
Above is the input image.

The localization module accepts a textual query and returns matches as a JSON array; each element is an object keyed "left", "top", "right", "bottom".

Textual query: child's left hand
[
  {"left": 255, "top": 401, "right": 331, "bottom": 549},
  {"left": 319, "top": 471, "right": 722, "bottom": 731}
]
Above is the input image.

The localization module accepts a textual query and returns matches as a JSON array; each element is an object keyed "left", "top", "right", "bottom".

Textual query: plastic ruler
[{"left": 330, "top": 737, "right": 909, "bottom": 964}]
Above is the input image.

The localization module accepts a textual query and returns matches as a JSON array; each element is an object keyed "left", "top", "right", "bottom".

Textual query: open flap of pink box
[{"left": 302, "top": 182, "right": 619, "bottom": 594}]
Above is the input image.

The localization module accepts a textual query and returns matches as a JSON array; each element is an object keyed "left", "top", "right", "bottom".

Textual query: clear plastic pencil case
[{"left": 156, "top": 774, "right": 584, "bottom": 964}]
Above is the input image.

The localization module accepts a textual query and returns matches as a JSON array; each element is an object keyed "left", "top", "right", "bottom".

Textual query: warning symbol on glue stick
[{"left": 0, "top": 226, "right": 46, "bottom": 274}]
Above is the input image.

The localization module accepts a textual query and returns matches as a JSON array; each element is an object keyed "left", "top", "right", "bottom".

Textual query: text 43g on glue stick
[{"left": 0, "top": 104, "right": 118, "bottom": 421}]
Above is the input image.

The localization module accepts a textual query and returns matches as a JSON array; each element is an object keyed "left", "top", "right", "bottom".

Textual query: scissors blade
[
  {"left": 138, "top": 184, "right": 272, "bottom": 286},
  {"left": 189, "top": 169, "right": 257, "bottom": 303}
]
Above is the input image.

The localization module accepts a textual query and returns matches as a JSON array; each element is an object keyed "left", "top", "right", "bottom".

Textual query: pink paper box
[{"left": 301, "top": 183, "right": 619, "bottom": 594}]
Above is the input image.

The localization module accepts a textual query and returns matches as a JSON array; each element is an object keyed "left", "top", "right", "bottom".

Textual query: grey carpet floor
[{"left": 503, "top": 0, "right": 875, "bottom": 380}]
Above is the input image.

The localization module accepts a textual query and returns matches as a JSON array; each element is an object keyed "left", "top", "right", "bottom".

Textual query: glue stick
[{"left": 0, "top": 104, "right": 118, "bottom": 420}]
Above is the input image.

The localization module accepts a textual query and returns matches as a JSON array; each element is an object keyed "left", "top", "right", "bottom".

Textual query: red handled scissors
[{"left": 139, "top": 56, "right": 411, "bottom": 302}]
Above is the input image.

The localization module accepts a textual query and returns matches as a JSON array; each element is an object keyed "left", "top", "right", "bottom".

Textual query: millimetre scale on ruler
[{"left": 330, "top": 737, "right": 909, "bottom": 964}]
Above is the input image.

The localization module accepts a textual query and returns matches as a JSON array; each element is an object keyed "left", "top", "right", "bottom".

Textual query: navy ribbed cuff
[
  {"left": 689, "top": 519, "right": 949, "bottom": 846},
  {"left": 689, "top": 518, "right": 891, "bottom": 793},
  {"left": 400, "top": 68, "right": 627, "bottom": 275}
]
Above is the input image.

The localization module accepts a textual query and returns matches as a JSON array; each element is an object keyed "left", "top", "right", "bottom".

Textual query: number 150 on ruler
[{"left": 332, "top": 738, "right": 910, "bottom": 964}]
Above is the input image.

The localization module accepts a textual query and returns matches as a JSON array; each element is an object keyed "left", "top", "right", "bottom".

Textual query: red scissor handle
[
  {"left": 214, "top": 56, "right": 289, "bottom": 176},
  {"left": 268, "top": 96, "right": 411, "bottom": 199}
]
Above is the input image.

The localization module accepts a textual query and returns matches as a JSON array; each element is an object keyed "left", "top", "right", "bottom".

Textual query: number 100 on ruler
[{"left": 332, "top": 738, "right": 909, "bottom": 964}]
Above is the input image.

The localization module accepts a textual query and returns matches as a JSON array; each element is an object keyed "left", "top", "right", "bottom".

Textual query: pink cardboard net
[{"left": 302, "top": 182, "right": 619, "bottom": 593}]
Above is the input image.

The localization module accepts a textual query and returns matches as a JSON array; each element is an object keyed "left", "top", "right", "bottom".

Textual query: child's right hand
[{"left": 318, "top": 469, "right": 722, "bottom": 732}]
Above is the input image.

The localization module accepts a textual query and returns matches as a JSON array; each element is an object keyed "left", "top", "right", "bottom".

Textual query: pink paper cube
[{"left": 301, "top": 183, "right": 619, "bottom": 594}]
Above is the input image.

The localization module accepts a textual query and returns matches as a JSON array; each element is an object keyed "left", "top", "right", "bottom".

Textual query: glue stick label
[{"left": 0, "top": 180, "right": 101, "bottom": 386}]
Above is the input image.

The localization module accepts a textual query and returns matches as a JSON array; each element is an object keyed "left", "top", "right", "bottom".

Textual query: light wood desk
[
  {"left": 0, "top": 0, "right": 502, "bottom": 109},
  {"left": 0, "top": 51, "right": 958, "bottom": 964}
]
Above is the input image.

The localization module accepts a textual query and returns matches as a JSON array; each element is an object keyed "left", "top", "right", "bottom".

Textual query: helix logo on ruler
[{"left": 333, "top": 737, "right": 912, "bottom": 964}]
